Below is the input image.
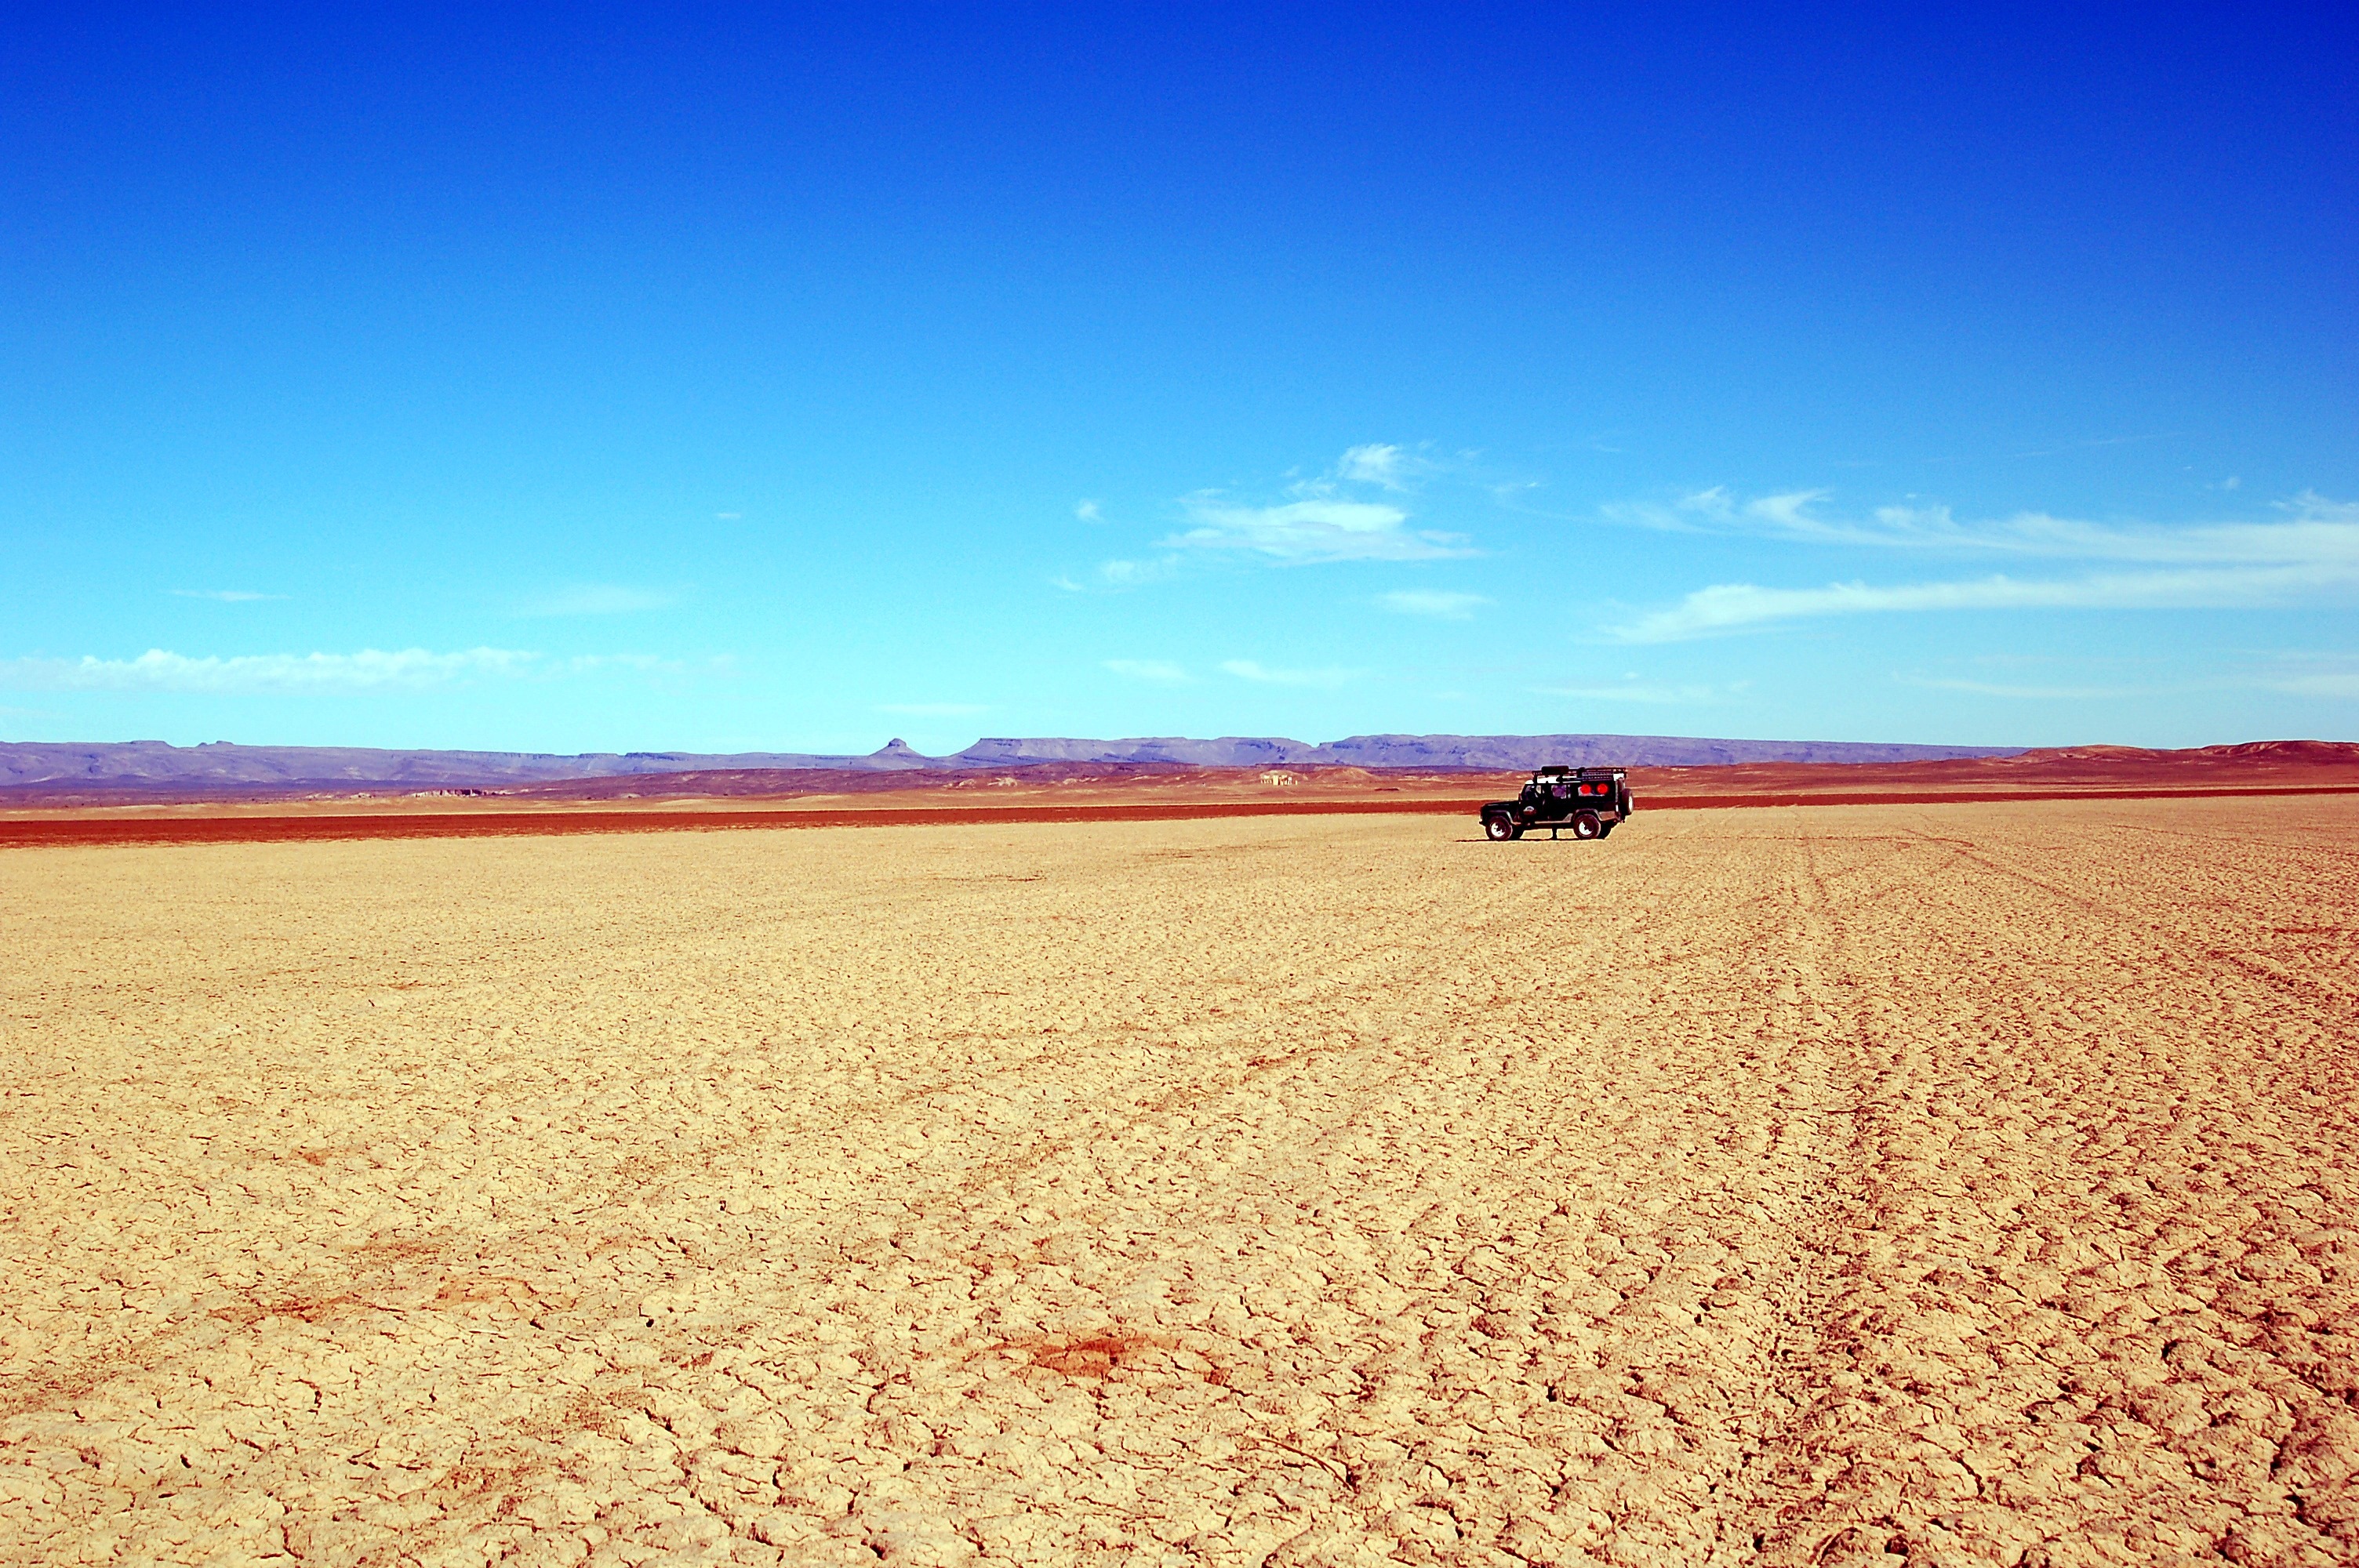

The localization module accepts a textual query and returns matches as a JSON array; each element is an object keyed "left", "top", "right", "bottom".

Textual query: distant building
[{"left": 1260, "top": 771, "right": 1297, "bottom": 786}]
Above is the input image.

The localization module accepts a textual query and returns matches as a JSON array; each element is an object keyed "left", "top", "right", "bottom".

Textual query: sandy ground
[{"left": 2, "top": 799, "right": 2354, "bottom": 1567}]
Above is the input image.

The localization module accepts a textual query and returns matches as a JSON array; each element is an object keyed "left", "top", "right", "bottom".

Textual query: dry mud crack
[{"left": 1, "top": 799, "right": 2353, "bottom": 1566}]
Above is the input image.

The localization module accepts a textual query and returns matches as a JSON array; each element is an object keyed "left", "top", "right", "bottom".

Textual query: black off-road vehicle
[{"left": 1481, "top": 766, "right": 1631, "bottom": 841}]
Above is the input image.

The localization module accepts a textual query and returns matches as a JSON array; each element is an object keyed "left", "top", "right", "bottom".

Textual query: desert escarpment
[{"left": 0, "top": 731, "right": 2023, "bottom": 803}]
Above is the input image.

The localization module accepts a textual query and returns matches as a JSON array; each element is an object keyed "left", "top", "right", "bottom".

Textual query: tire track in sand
[
  {"left": 1732, "top": 812, "right": 2357, "bottom": 1566},
  {"left": 1, "top": 799, "right": 2351, "bottom": 1566}
]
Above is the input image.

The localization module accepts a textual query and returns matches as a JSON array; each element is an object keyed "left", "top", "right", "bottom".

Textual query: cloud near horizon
[
  {"left": 0, "top": 648, "right": 542, "bottom": 695},
  {"left": 0, "top": 648, "right": 692, "bottom": 695}
]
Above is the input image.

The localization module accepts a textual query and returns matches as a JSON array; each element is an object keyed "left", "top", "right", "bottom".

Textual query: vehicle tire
[
  {"left": 1572, "top": 811, "right": 1603, "bottom": 840},
  {"left": 1482, "top": 813, "right": 1515, "bottom": 841}
]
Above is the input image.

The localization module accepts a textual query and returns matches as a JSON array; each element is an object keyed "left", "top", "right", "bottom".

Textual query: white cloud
[
  {"left": 1081, "top": 444, "right": 1467, "bottom": 578},
  {"left": 518, "top": 584, "right": 675, "bottom": 616},
  {"left": 1164, "top": 495, "right": 1470, "bottom": 564},
  {"left": 1377, "top": 590, "right": 1488, "bottom": 619},
  {"left": 1336, "top": 443, "right": 1430, "bottom": 491},
  {"left": 170, "top": 588, "right": 284, "bottom": 603},
  {"left": 878, "top": 702, "right": 989, "bottom": 717},
  {"left": 1602, "top": 490, "right": 2359, "bottom": 642},
  {"left": 0, "top": 647, "right": 541, "bottom": 695},
  {"left": 1608, "top": 487, "right": 2359, "bottom": 568},
  {"left": 1612, "top": 560, "right": 2359, "bottom": 643},
  {"left": 1220, "top": 659, "right": 1357, "bottom": 688},
  {"left": 716, "top": 511, "right": 743, "bottom": 520},
  {"left": 1898, "top": 656, "right": 2359, "bottom": 701},
  {"left": 1102, "top": 659, "right": 1190, "bottom": 684}
]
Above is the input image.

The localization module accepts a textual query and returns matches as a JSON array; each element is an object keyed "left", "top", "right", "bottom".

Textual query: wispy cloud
[
  {"left": 1899, "top": 655, "right": 2359, "bottom": 702},
  {"left": 2241, "top": 653, "right": 2359, "bottom": 700},
  {"left": 1377, "top": 590, "right": 1488, "bottom": 619},
  {"left": 1164, "top": 496, "right": 1470, "bottom": 564},
  {"left": 1605, "top": 490, "right": 2359, "bottom": 642},
  {"left": 518, "top": 584, "right": 676, "bottom": 616},
  {"left": 0, "top": 647, "right": 540, "bottom": 694},
  {"left": 1333, "top": 443, "right": 1433, "bottom": 492},
  {"left": 878, "top": 702, "right": 988, "bottom": 717},
  {"left": 0, "top": 648, "right": 694, "bottom": 694},
  {"left": 1609, "top": 488, "right": 2359, "bottom": 566},
  {"left": 1220, "top": 659, "right": 1356, "bottom": 688},
  {"left": 1102, "top": 658, "right": 1190, "bottom": 684},
  {"left": 1612, "top": 561, "right": 2359, "bottom": 643},
  {"left": 170, "top": 589, "right": 284, "bottom": 603},
  {"left": 1063, "top": 445, "right": 1472, "bottom": 585}
]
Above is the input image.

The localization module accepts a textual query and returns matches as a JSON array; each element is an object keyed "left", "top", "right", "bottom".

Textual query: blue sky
[{"left": 4, "top": 5, "right": 2354, "bottom": 754}]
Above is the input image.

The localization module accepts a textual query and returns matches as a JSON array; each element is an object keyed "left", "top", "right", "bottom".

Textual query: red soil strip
[{"left": 5, "top": 782, "right": 2357, "bottom": 849}]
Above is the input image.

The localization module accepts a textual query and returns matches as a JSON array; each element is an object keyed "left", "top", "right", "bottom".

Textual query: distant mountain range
[{"left": 0, "top": 733, "right": 2022, "bottom": 796}]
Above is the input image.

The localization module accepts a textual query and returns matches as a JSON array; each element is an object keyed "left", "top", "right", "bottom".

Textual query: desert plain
[{"left": 2, "top": 797, "right": 2354, "bottom": 1567}]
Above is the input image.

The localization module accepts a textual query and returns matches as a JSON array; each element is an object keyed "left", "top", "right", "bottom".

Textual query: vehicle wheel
[
  {"left": 1572, "top": 811, "right": 1603, "bottom": 840},
  {"left": 1483, "top": 813, "right": 1514, "bottom": 841}
]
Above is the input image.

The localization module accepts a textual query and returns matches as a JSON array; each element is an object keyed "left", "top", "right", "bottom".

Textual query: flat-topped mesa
[
  {"left": 4, "top": 731, "right": 2041, "bottom": 800},
  {"left": 952, "top": 733, "right": 2022, "bottom": 770},
  {"left": 954, "top": 736, "right": 1315, "bottom": 768}
]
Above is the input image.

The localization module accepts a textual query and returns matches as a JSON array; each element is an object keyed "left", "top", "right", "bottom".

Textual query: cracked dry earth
[{"left": 2, "top": 800, "right": 2355, "bottom": 1568}]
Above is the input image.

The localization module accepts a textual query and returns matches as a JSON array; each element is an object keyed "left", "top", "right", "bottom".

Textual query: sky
[{"left": 3, "top": 5, "right": 2354, "bottom": 755}]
